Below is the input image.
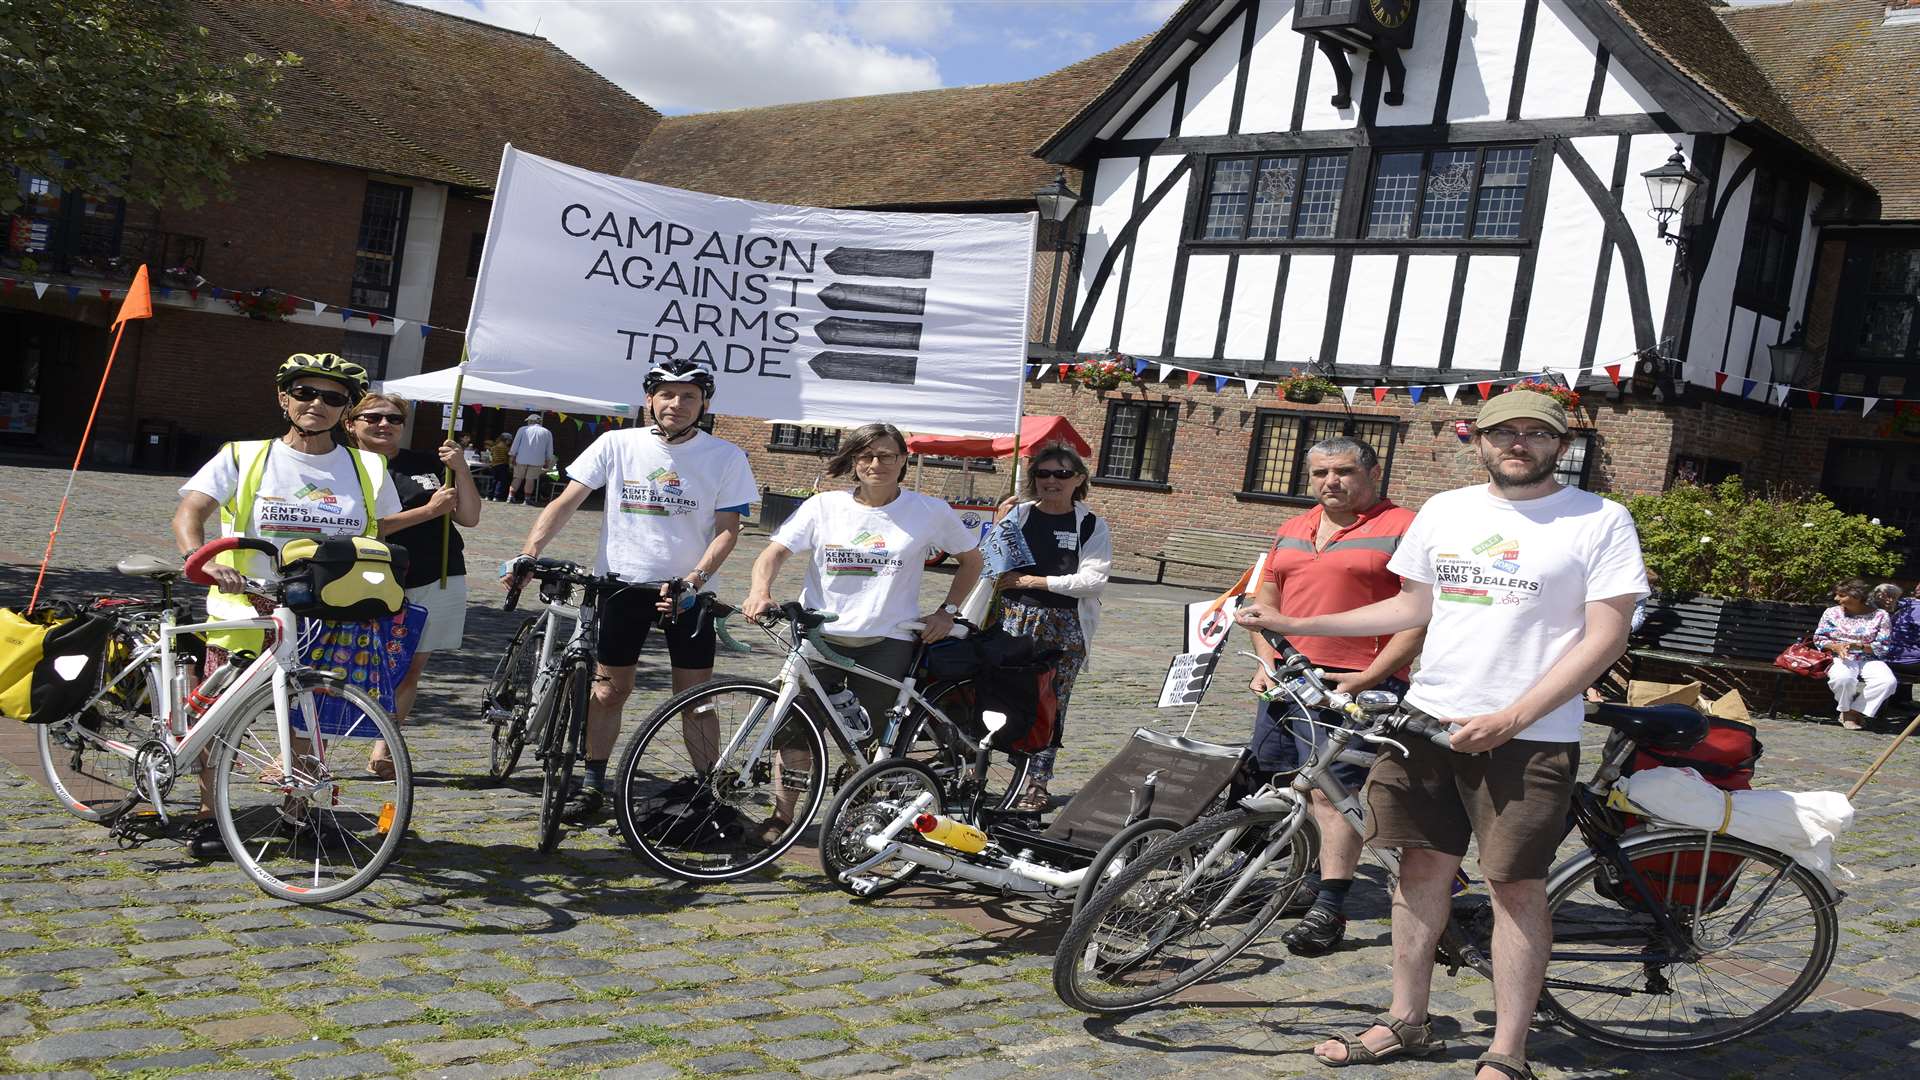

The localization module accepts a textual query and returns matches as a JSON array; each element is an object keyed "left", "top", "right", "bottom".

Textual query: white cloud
[{"left": 406, "top": 1, "right": 945, "bottom": 112}]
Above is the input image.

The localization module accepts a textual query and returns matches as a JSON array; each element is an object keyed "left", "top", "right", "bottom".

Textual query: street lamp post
[
  {"left": 1034, "top": 170, "right": 1080, "bottom": 351},
  {"left": 1641, "top": 145, "right": 1706, "bottom": 263}
]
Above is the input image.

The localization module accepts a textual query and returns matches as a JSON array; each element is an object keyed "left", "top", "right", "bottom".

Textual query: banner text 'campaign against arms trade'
[{"left": 560, "top": 203, "right": 818, "bottom": 379}]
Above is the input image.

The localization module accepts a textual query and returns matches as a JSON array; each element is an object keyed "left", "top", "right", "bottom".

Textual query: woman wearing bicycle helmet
[{"left": 169, "top": 353, "right": 403, "bottom": 856}]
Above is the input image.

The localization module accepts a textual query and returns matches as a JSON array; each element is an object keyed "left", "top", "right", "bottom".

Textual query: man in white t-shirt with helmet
[
  {"left": 1236, "top": 388, "right": 1647, "bottom": 1080},
  {"left": 511, "top": 360, "right": 757, "bottom": 821}
]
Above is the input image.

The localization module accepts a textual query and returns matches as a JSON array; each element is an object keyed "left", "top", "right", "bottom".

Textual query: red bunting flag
[
  {"left": 1371, "top": 386, "right": 1389, "bottom": 403},
  {"left": 1713, "top": 371, "right": 1728, "bottom": 392},
  {"left": 1186, "top": 369, "right": 1203, "bottom": 386},
  {"left": 1804, "top": 390, "right": 1821, "bottom": 408},
  {"left": 367, "top": 312, "right": 381, "bottom": 327},
  {"left": 1057, "top": 363, "right": 1070, "bottom": 380},
  {"left": 188, "top": 288, "right": 199, "bottom": 301},
  {"left": 1604, "top": 364, "right": 1621, "bottom": 386},
  {"left": 98, "top": 288, "right": 113, "bottom": 301},
  {"left": 1477, "top": 381, "right": 1493, "bottom": 399}
]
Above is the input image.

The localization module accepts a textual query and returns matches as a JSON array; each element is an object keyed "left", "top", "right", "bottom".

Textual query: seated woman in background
[{"left": 1815, "top": 578, "right": 1896, "bottom": 730}]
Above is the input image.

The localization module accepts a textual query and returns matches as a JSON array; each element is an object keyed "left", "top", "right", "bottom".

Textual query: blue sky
[{"left": 403, "top": 1, "right": 1177, "bottom": 114}]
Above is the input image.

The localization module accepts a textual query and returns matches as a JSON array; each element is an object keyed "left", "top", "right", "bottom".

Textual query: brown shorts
[{"left": 1362, "top": 725, "right": 1579, "bottom": 882}]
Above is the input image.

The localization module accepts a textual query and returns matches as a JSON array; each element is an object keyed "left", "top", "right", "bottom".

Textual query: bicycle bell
[{"left": 1355, "top": 689, "right": 1401, "bottom": 714}]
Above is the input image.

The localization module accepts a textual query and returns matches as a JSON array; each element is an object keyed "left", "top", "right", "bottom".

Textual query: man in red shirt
[{"left": 1250, "top": 435, "right": 1425, "bottom": 955}]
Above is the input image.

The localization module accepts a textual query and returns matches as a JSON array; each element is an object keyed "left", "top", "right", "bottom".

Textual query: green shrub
[{"left": 1612, "top": 478, "right": 1902, "bottom": 602}]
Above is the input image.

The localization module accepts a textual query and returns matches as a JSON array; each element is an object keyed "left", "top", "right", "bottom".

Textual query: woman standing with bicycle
[
  {"left": 989, "top": 441, "right": 1109, "bottom": 812},
  {"left": 170, "top": 353, "right": 402, "bottom": 859},
  {"left": 345, "top": 392, "right": 481, "bottom": 778},
  {"left": 743, "top": 422, "right": 983, "bottom": 834}
]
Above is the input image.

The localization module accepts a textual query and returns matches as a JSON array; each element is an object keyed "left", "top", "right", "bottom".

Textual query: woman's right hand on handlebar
[
  {"left": 1249, "top": 667, "right": 1276, "bottom": 695},
  {"left": 206, "top": 565, "right": 249, "bottom": 594}
]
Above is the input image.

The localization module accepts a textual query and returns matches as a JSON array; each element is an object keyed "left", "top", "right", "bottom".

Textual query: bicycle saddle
[
  {"left": 116, "top": 554, "right": 184, "bottom": 579},
  {"left": 1586, "top": 702, "right": 1708, "bottom": 751}
]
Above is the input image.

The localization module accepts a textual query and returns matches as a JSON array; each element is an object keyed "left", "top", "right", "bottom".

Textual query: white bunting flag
[
  {"left": 1158, "top": 364, "right": 1174, "bottom": 382},
  {"left": 1771, "top": 384, "right": 1791, "bottom": 406},
  {"left": 1442, "top": 382, "right": 1459, "bottom": 403},
  {"left": 1621, "top": 356, "right": 1638, "bottom": 380},
  {"left": 32, "top": 281, "right": 48, "bottom": 300},
  {"left": 1863, "top": 396, "right": 1879, "bottom": 417},
  {"left": 391, "top": 319, "right": 408, "bottom": 334},
  {"left": 312, "top": 301, "right": 326, "bottom": 316},
  {"left": 1341, "top": 385, "right": 1358, "bottom": 406},
  {"left": 1243, "top": 380, "right": 1260, "bottom": 399}
]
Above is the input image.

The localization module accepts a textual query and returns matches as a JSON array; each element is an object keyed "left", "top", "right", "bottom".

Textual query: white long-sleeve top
[{"left": 960, "top": 499, "right": 1112, "bottom": 669}]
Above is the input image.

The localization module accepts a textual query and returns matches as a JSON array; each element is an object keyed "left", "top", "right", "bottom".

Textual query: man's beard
[{"left": 1485, "top": 452, "right": 1558, "bottom": 491}]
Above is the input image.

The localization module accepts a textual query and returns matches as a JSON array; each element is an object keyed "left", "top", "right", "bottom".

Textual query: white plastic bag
[{"left": 1621, "top": 767, "right": 1855, "bottom": 879}]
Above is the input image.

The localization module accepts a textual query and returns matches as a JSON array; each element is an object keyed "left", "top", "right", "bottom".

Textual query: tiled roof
[
  {"left": 623, "top": 40, "right": 1148, "bottom": 209},
  {"left": 1719, "top": 0, "right": 1920, "bottom": 219},
  {"left": 194, "top": 0, "right": 659, "bottom": 189},
  {"left": 1604, "top": 0, "right": 1856, "bottom": 180}
]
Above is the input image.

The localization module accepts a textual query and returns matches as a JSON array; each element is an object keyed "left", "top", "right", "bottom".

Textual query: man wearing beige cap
[{"left": 1237, "top": 388, "right": 1647, "bottom": 1080}]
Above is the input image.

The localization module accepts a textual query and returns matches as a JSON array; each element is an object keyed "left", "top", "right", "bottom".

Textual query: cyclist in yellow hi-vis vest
[{"left": 170, "top": 353, "right": 402, "bottom": 858}]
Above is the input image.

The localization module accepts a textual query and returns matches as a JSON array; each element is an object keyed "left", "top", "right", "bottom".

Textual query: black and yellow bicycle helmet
[{"left": 275, "top": 353, "right": 369, "bottom": 400}]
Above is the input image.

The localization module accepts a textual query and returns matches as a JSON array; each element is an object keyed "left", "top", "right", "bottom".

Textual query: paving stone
[
  {"left": 235, "top": 1041, "right": 345, "bottom": 1063},
  {"left": 680, "top": 1024, "right": 755, "bottom": 1048},
  {"left": 692, "top": 1000, "right": 780, "bottom": 1021},
  {"left": 11, "top": 1028, "right": 188, "bottom": 1065},
  {"left": 3, "top": 948, "right": 119, "bottom": 974},
  {"left": 194, "top": 1013, "right": 314, "bottom": 1046},
  {"left": 506, "top": 981, "right": 574, "bottom": 1005},
  {"left": 517, "top": 1025, "right": 616, "bottom": 1048},
  {"left": 400, "top": 1037, "right": 519, "bottom": 1066},
  {"left": 105, "top": 1048, "right": 223, "bottom": 1072},
  {"left": 934, "top": 1060, "right": 1021, "bottom": 1080},
  {"left": 0, "top": 932, "right": 46, "bottom": 952},
  {"left": 763, "top": 1037, "right": 850, "bottom": 1061},
  {"left": 379, "top": 973, "right": 456, "bottom": 994},
  {"left": 752, "top": 1015, "right": 844, "bottom": 1038},
  {"left": 42, "top": 1007, "right": 151, "bottom": 1033},
  {"left": 687, "top": 1050, "right": 768, "bottom": 1073},
  {"left": 35, "top": 986, "right": 124, "bottom": 1009},
  {"left": 331, "top": 998, "right": 426, "bottom": 1028},
  {"left": 796, "top": 1051, "right": 903, "bottom": 1078},
  {"left": 596, "top": 1063, "right": 678, "bottom": 1080},
  {"left": 230, "top": 926, "right": 354, "bottom": 948},
  {"left": 849, "top": 973, "right": 943, "bottom": 999},
  {"left": 541, "top": 1041, "right": 657, "bottom": 1068},
  {"left": 418, "top": 1063, "right": 537, "bottom": 1080},
  {"left": 348, "top": 1023, "right": 449, "bottom": 1047},
  {"left": 436, "top": 990, "right": 508, "bottom": 1014},
  {"left": 155, "top": 993, "right": 261, "bottom": 1019},
  {"left": 282, "top": 1051, "right": 395, "bottom": 1079}
]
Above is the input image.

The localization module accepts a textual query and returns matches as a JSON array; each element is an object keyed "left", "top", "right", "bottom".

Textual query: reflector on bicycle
[{"left": 0, "top": 603, "right": 113, "bottom": 724}]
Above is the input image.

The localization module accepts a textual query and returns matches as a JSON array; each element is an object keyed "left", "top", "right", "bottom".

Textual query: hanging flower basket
[
  {"left": 229, "top": 286, "right": 297, "bottom": 321},
  {"left": 1878, "top": 409, "right": 1920, "bottom": 441},
  {"left": 1277, "top": 374, "right": 1338, "bottom": 404},
  {"left": 1506, "top": 378, "right": 1581, "bottom": 410},
  {"left": 1066, "top": 356, "right": 1137, "bottom": 392}
]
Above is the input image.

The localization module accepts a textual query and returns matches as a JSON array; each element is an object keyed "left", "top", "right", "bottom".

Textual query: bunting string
[{"left": 0, "top": 272, "right": 466, "bottom": 340}]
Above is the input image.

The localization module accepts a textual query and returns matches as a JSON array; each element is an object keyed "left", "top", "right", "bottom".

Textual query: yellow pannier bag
[
  {"left": 279, "top": 537, "right": 410, "bottom": 622},
  {"left": 0, "top": 604, "right": 113, "bottom": 723}
]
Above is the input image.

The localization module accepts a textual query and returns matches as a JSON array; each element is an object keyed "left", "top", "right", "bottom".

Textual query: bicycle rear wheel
[
  {"left": 1054, "top": 805, "right": 1317, "bottom": 1014},
  {"left": 890, "top": 680, "right": 1028, "bottom": 812},
  {"left": 484, "top": 616, "right": 540, "bottom": 783},
  {"left": 536, "top": 662, "right": 590, "bottom": 855},
  {"left": 38, "top": 707, "right": 146, "bottom": 824},
  {"left": 613, "top": 677, "right": 829, "bottom": 882},
  {"left": 210, "top": 672, "right": 412, "bottom": 904},
  {"left": 1538, "top": 832, "right": 1838, "bottom": 1051},
  {"left": 819, "top": 757, "right": 944, "bottom": 898}
]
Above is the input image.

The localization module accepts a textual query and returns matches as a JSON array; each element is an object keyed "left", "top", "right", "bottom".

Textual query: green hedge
[{"left": 1612, "top": 478, "right": 1902, "bottom": 603}]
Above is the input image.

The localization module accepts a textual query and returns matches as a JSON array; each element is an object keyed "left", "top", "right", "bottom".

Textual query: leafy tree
[
  {"left": 0, "top": 0, "right": 297, "bottom": 211},
  {"left": 1613, "top": 478, "right": 1902, "bottom": 603}
]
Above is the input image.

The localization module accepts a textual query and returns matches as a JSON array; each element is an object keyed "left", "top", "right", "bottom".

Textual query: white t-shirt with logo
[
  {"left": 772, "top": 490, "right": 980, "bottom": 641},
  {"left": 182, "top": 442, "right": 402, "bottom": 569},
  {"left": 566, "top": 428, "right": 757, "bottom": 583},
  {"left": 1387, "top": 484, "right": 1648, "bottom": 743}
]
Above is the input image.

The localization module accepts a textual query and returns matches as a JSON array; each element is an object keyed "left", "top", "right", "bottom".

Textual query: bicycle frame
[{"left": 521, "top": 593, "right": 588, "bottom": 741}]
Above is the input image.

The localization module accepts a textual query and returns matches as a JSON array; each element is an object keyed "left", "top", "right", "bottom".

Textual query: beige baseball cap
[{"left": 1475, "top": 389, "right": 1568, "bottom": 434}]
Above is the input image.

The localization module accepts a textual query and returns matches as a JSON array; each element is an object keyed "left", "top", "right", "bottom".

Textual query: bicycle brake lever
[{"left": 1360, "top": 732, "right": 1410, "bottom": 758}]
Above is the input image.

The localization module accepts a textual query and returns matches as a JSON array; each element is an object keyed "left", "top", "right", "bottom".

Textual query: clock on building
[{"left": 1294, "top": 0, "right": 1422, "bottom": 106}]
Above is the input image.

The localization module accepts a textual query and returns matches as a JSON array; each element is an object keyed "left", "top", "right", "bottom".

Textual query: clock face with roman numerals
[{"left": 1370, "top": 0, "right": 1414, "bottom": 29}]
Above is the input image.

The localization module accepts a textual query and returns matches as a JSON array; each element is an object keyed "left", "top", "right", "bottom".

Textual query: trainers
[
  {"left": 187, "top": 820, "right": 230, "bottom": 860},
  {"left": 562, "top": 785, "right": 606, "bottom": 823},
  {"left": 1281, "top": 906, "right": 1347, "bottom": 957}
]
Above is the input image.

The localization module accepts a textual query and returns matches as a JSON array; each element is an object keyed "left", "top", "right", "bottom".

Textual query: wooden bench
[
  {"left": 1624, "top": 594, "right": 1825, "bottom": 719},
  {"left": 1137, "top": 527, "right": 1272, "bottom": 584}
]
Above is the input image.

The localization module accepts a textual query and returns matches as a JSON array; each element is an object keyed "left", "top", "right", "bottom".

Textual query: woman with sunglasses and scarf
[
  {"left": 170, "top": 353, "right": 403, "bottom": 857},
  {"left": 346, "top": 392, "right": 482, "bottom": 777},
  {"left": 992, "top": 442, "right": 1110, "bottom": 811}
]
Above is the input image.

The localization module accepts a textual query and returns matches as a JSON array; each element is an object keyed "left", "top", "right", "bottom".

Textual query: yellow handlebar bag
[
  {"left": 279, "top": 537, "right": 410, "bottom": 623},
  {"left": 0, "top": 604, "right": 114, "bottom": 724}
]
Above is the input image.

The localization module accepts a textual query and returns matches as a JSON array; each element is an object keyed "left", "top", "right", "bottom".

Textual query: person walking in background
[
  {"left": 1817, "top": 579, "right": 1896, "bottom": 730},
  {"left": 1246, "top": 435, "right": 1424, "bottom": 957},
  {"left": 507, "top": 413, "right": 554, "bottom": 505},
  {"left": 990, "top": 441, "right": 1110, "bottom": 812},
  {"left": 486, "top": 434, "right": 512, "bottom": 501},
  {"left": 346, "top": 392, "right": 482, "bottom": 779}
]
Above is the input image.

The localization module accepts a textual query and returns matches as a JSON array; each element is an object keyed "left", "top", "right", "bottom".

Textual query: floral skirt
[{"left": 995, "top": 596, "right": 1086, "bottom": 780}]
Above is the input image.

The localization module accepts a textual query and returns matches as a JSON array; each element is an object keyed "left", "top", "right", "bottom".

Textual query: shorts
[
  {"left": 1362, "top": 719, "right": 1578, "bottom": 882},
  {"left": 594, "top": 584, "right": 718, "bottom": 670},
  {"left": 404, "top": 576, "right": 468, "bottom": 652},
  {"left": 511, "top": 462, "right": 544, "bottom": 484}
]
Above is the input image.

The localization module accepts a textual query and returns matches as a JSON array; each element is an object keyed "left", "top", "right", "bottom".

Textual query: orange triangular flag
[{"left": 113, "top": 266, "right": 153, "bottom": 327}]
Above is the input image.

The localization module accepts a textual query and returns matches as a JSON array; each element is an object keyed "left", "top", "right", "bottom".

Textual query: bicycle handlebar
[
  {"left": 183, "top": 537, "right": 279, "bottom": 586},
  {"left": 1258, "top": 629, "right": 1455, "bottom": 752},
  {"left": 1391, "top": 711, "right": 1457, "bottom": 752}
]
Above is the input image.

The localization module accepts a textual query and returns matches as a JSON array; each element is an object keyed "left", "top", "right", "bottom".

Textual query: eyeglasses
[
  {"left": 855, "top": 451, "right": 903, "bottom": 463},
  {"left": 1032, "top": 468, "right": 1079, "bottom": 480},
  {"left": 285, "top": 385, "right": 351, "bottom": 407},
  {"left": 353, "top": 413, "right": 405, "bottom": 426},
  {"left": 1479, "top": 428, "right": 1562, "bottom": 448}
]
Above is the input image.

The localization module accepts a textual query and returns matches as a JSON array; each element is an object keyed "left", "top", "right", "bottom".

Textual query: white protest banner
[
  {"left": 466, "top": 146, "right": 1035, "bottom": 436},
  {"left": 1158, "top": 650, "right": 1222, "bottom": 708}
]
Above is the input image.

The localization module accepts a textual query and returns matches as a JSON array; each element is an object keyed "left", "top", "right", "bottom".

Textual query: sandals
[
  {"left": 1476, "top": 1052, "right": 1536, "bottom": 1080},
  {"left": 1313, "top": 1015, "right": 1446, "bottom": 1067},
  {"left": 1012, "top": 782, "right": 1052, "bottom": 813}
]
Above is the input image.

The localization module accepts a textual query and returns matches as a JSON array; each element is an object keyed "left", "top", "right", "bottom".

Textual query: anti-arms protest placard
[{"left": 464, "top": 146, "right": 1034, "bottom": 436}]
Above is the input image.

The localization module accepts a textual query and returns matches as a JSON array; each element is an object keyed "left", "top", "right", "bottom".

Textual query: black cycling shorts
[{"left": 594, "top": 584, "right": 717, "bottom": 670}]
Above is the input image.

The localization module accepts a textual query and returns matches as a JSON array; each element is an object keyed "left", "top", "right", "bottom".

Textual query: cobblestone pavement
[{"left": 2, "top": 460, "right": 1918, "bottom": 1079}]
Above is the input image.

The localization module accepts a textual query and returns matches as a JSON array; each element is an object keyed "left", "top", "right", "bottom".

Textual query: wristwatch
[{"left": 939, "top": 603, "right": 961, "bottom": 616}]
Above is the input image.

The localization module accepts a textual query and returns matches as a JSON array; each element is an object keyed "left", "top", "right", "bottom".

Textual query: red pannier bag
[
  {"left": 1613, "top": 716, "right": 1764, "bottom": 913},
  {"left": 974, "top": 663, "right": 1060, "bottom": 755}
]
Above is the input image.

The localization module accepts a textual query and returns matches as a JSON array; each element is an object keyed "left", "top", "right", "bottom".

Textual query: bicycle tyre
[
  {"left": 1054, "top": 805, "right": 1318, "bottom": 1014},
  {"left": 484, "top": 616, "right": 541, "bottom": 784},
  {"left": 889, "top": 680, "right": 1029, "bottom": 812},
  {"left": 536, "top": 661, "right": 591, "bottom": 855},
  {"left": 37, "top": 708, "right": 145, "bottom": 824},
  {"left": 1536, "top": 831, "right": 1838, "bottom": 1051},
  {"left": 210, "top": 671, "right": 413, "bottom": 904},
  {"left": 613, "top": 677, "right": 830, "bottom": 882},
  {"left": 1072, "top": 816, "right": 1183, "bottom": 917},
  {"left": 818, "top": 757, "right": 945, "bottom": 898}
]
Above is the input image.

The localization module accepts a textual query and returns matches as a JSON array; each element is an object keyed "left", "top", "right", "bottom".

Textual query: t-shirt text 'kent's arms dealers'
[{"left": 560, "top": 203, "right": 936, "bottom": 388}]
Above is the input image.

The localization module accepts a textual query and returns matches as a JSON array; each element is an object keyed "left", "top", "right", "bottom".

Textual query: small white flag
[
  {"left": 391, "top": 318, "right": 407, "bottom": 333},
  {"left": 311, "top": 300, "right": 326, "bottom": 316},
  {"left": 1442, "top": 383, "right": 1460, "bottom": 403},
  {"left": 1341, "top": 385, "right": 1358, "bottom": 406},
  {"left": 32, "top": 281, "right": 48, "bottom": 300},
  {"left": 1243, "top": 380, "right": 1260, "bottom": 399},
  {"left": 1863, "top": 396, "right": 1879, "bottom": 417},
  {"left": 1621, "top": 356, "right": 1639, "bottom": 381},
  {"left": 1157, "top": 364, "right": 1174, "bottom": 382},
  {"left": 1771, "top": 384, "right": 1790, "bottom": 406}
]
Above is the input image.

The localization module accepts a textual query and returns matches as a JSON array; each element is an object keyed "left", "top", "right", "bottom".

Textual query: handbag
[{"left": 1772, "top": 638, "right": 1832, "bottom": 679}]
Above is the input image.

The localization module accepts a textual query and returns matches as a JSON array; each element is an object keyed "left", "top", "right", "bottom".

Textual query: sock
[
  {"left": 1311, "top": 877, "right": 1353, "bottom": 917},
  {"left": 583, "top": 760, "right": 608, "bottom": 792}
]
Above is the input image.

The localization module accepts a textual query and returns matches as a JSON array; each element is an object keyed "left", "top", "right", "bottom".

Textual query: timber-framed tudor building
[{"left": 5, "top": 0, "right": 1920, "bottom": 579}]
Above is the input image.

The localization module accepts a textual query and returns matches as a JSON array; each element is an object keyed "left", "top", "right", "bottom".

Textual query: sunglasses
[
  {"left": 1032, "top": 468, "right": 1080, "bottom": 480},
  {"left": 354, "top": 413, "right": 405, "bottom": 426},
  {"left": 285, "top": 385, "right": 351, "bottom": 407}
]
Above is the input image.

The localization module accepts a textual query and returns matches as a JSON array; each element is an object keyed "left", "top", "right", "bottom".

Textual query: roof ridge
[{"left": 203, "top": 0, "right": 495, "bottom": 188}]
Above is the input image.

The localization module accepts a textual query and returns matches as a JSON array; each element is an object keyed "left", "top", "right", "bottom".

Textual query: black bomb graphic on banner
[{"left": 466, "top": 146, "right": 1033, "bottom": 436}]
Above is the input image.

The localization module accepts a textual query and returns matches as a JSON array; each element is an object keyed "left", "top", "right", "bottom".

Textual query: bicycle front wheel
[
  {"left": 614, "top": 677, "right": 829, "bottom": 882},
  {"left": 819, "top": 757, "right": 944, "bottom": 898},
  {"left": 890, "top": 680, "right": 1029, "bottom": 812},
  {"left": 484, "top": 616, "right": 540, "bottom": 783},
  {"left": 536, "top": 661, "right": 590, "bottom": 855},
  {"left": 1538, "top": 831, "right": 1838, "bottom": 1051},
  {"left": 1054, "top": 805, "right": 1317, "bottom": 1014},
  {"left": 210, "top": 671, "right": 412, "bottom": 904}
]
